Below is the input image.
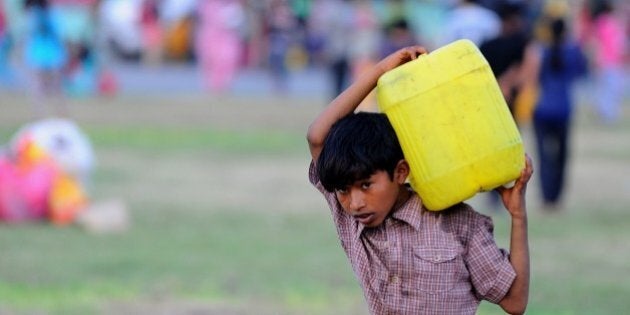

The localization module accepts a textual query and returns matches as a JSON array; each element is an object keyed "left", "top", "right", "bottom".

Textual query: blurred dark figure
[
  {"left": 527, "top": 18, "right": 587, "bottom": 210},
  {"left": 23, "top": 0, "right": 67, "bottom": 117},
  {"left": 480, "top": 1, "right": 529, "bottom": 116},
  {"left": 479, "top": 1, "right": 530, "bottom": 211},
  {"left": 380, "top": 19, "right": 416, "bottom": 59}
]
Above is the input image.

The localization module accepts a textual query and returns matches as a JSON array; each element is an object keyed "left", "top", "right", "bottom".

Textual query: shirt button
[
  {"left": 390, "top": 275, "right": 398, "bottom": 284},
  {"left": 434, "top": 256, "right": 441, "bottom": 262}
]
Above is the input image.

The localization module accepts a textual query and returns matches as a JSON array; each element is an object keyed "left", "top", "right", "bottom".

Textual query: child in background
[{"left": 307, "top": 46, "right": 533, "bottom": 314}]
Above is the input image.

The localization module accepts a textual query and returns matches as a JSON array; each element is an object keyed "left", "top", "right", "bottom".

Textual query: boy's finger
[
  {"left": 405, "top": 46, "right": 427, "bottom": 60},
  {"left": 520, "top": 155, "right": 534, "bottom": 181},
  {"left": 408, "top": 48, "right": 419, "bottom": 60}
]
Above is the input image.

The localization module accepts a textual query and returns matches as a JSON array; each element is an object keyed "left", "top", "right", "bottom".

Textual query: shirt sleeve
[
  {"left": 308, "top": 160, "right": 356, "bottom": 251},
  {"left": 465, "top": 214, "right": 516, "bottom": 303},
  {"left": 308, "top": 160, "right": 327, "bottom": 193}
]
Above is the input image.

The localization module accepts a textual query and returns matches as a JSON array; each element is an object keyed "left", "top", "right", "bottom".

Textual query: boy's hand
[
  {"left": 497, "top": 155, "right": 532, "bottom": 314},
  {"left": 376, "top": 46, "right": 428, "bottom": 74},
  {"left": 307, "top": 45, "right": 427, "bottom": 163},
  {"left": 496, "top": 155, "right": 534, "bottom": 220}
]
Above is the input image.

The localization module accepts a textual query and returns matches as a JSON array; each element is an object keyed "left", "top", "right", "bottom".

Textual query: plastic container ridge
[{"left": 376, "top": 39, "right": 525, "bottom": 211}]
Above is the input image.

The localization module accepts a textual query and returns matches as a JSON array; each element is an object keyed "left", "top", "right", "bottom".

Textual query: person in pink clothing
[
  {"left": 581, "top": 0, "right": 627, "bottom": 123},
  {"left": 140, "top": 0, "right": 163, "bottom": 66},
  {"left": 195, "top": 0, "right": 245, "bottom": 93}
]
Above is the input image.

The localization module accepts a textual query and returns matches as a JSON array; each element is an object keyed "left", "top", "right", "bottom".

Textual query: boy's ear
[{"left": 394, "top": 159, "right": 410, "bottom": 184}]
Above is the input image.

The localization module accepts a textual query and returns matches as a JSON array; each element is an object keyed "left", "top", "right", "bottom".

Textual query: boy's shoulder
[
  {"left": 423, "top": 201, "right": 493, "bottom": 232},
  {"left": 442, "top": 202, "right": 487, "bottom": 217}
]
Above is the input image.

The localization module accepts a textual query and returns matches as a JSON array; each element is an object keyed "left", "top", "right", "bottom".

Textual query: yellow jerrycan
[{"left": 376, "top": 39, "right": 525, "bottom": 211}]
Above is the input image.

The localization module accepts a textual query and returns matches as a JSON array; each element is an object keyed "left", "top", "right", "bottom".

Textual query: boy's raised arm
[
  {"left": 496, "top": 155, "right": 534, "bottom": 314},
  {"left": 307, "top": 46, "right": 428, "bottom": 162}
]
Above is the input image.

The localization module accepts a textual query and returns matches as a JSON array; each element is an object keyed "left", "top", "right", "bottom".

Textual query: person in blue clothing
[
  {"left": 525, "top": 17, "right": 587, "bottom": 210},
  {"left": 23, "top": 0, "right": 68, "bottom": 116}
]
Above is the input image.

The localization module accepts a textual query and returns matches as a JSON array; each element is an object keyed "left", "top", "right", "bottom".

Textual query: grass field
[{"left": 1, "top": 92, "right": 629, "bottom": 315}]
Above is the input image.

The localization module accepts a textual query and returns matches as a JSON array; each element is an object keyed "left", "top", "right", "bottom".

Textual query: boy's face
[{"left": 335, "top": 161, "right": 409, "bottom": 228}]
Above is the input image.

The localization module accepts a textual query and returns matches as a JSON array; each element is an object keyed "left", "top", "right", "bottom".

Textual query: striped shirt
[{"left": 309, "top": 162, "right": 516, "bottom": 314}]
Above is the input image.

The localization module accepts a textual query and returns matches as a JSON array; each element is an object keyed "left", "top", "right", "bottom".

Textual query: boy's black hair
[{"left": 317, "top": 112, "right": 404, "bottom": 192}]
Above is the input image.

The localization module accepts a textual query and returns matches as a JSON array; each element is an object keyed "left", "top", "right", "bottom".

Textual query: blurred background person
[
  {"left": 302, "top": 0, "right": 327, "bottom": 67},
  {"left": 195, "top": 0, "right": 245, "bottom": 94},
  {"left": 97, "top": 0, "right": 143, "bottom": 62},
  {"left": 440, "top": 0, "right": 501, "bottom": 46},
  {"left": 578, "top": 0, "right": 626, "bottom": 124},
  {"left": 53, "top": 0, "right": 100, "bottom": 97},
  {"left": 379, "top": 18, "right": 416, "bottom": 60},
  {"left": 478, "top": 1, "right": 531, "bottom": 210},
  {"left": 161, "top": 0, "right": 196, "bottom": 62},
  {"left": 349, "top": 0, "right": 380, "bottom": 112},
  {"left": 265, "top": 0, "right": 296, "bottom": 94},
  {"left": 241, "top": 1, "right": 266, "bottom": 69},
  {"left": 480, "top": 1, "right": 530, "bottom": 118},
  {"left": 1, "top": 0, "right": 26, "bottom": 88},
  {"left": 309, "top": 0, "right": 352, "bottom": 99},
  {"left": 139, "top": 0, "right": 163, "bottom": 66},
  {"left": 23, "top": 0, "right": 68, "bottom": 117},
  {"left": 526, "top": 17, "right": 587, "bottom": 211}
]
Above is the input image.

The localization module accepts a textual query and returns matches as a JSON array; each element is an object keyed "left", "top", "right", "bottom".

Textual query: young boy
[{"left": 307, "top": 46, "right": 532, "bottom": 314}]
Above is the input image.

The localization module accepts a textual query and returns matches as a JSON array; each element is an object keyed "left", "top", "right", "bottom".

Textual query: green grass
[
  {"left": 0, "top": 208, "right": 362, "bottom": 314},
  {"left": 4, "top": 200, "right": 630, "bottom": 314},
  {"left": 478, "top": 203, "right": 630, "bottom": 315},
  {"left": 87, "top": 126, "right": 306, "bottom": 155},
  {"left": 1, "top": 95, "right": 629, "bottom": 314}
]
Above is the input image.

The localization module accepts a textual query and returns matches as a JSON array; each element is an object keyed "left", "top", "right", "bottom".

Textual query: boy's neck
[{"left": 392, "top": 185, "right": 412, "bottom": 212}]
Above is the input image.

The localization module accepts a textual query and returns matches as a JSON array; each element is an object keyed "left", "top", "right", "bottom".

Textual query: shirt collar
[{"left": 391, "top": 192, "right": 423, "bottom": 231}]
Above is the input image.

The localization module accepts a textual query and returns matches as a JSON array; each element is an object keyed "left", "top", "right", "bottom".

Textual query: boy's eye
[
  {"left": 336, "top": 187, "right": 349, "bottom": 194},
  {"left": 361, "top": 182, "right": 371, "bottom": 189}
]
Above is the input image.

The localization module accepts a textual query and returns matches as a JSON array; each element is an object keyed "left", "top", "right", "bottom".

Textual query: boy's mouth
[{"left": 354, "top": 213, "right": 375, "bottom": 225}]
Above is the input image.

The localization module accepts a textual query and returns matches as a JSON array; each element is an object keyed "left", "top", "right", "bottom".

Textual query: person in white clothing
[{"left": 441, "top": 0, "right": 501, "bottom": 46}]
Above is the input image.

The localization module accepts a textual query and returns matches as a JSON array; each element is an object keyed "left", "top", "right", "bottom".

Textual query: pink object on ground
[{"left": 0, "top": 157, "right": 56, "bottom": 222}]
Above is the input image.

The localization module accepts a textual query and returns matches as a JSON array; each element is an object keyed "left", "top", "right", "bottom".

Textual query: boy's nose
[{"left": 348, "top": 190, "right": 366, "bottom": 212}]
